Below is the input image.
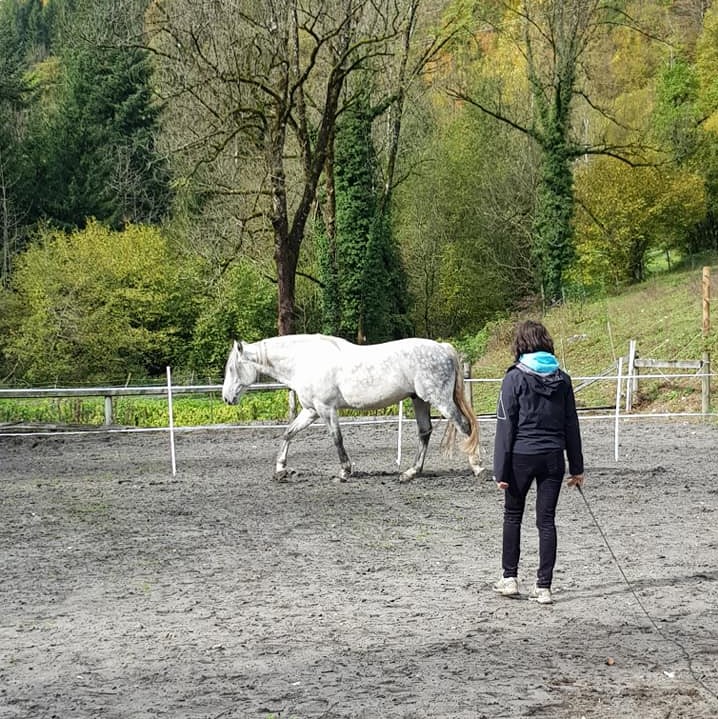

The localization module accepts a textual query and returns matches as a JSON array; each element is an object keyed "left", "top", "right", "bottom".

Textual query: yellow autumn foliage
[{"left": 571, "top": 158, "right": 706, "bottom": 288}]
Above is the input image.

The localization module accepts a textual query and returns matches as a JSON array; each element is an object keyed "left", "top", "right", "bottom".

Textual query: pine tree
[
  {"left": 34, "top": 41, "right": 171, "bottom": 229},
  {"left": 0, "top": 0, "right": 34, "bottom": 285}
]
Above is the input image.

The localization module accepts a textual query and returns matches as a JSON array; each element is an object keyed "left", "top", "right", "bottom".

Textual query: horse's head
[{"left": 222, "top": 340, "right": 258, "bottom": 405}]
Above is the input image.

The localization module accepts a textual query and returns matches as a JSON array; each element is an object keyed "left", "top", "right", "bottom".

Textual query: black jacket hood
[{"left": 514, "top": 363, "right": 564, "bottom": 397}]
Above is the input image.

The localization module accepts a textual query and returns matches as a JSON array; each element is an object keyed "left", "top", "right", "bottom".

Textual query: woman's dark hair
[{"left": 511, "top": 320, "right": 555, "bottom": 361}]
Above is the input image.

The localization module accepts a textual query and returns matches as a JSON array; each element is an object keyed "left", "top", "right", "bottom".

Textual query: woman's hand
[
  {"left": 497, "top": 481, "right": 509, "bottom": 490},
  {"left": 566, "top": 474, "right": 584, "bottom": 488}
]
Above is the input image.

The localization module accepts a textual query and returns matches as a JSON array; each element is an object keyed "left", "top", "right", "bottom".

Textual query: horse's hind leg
[
  {"left": 274, "top": 407, "right": 318, "bottom": 480},
  {"left": 319, "top": 407, "right": 352, "bottom": 481},
  {"left": 401, "top": 397, "right": 432, "bottom": 483},
  {"left": 436, "top": 400, "right": 471, "bottom": 437},
  {"left": 467, "top": 449, "right": 491, "bottom": 480},
  {"left": 434, "top": 399, "right": 490, "bottom": 480}
]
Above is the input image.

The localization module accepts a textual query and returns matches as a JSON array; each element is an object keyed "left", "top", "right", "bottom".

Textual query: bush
[
  {"left": 188, "top": 260, "right": 277, "bottom": 376},
  {"left": 3, "top": 221, "right": 196, "bottom": 384}
]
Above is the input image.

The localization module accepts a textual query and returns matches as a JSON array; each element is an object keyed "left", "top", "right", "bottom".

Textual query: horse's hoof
[
  {"left": 399, "top": 470, "right": 416, "bottom": 483},
  {"left": 473, "top": 466, "right": 492, "bottom": 481},
  {"left": 273, "top": 468, "right": 295, "bottom": 482}
]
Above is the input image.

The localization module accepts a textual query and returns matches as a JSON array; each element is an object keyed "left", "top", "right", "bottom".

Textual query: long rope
[{"left": 576, "top": 485, "right": 717, "bottom": 702}]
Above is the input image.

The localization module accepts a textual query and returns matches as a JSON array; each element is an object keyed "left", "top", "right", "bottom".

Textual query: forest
[{"left": 1, "top": 0, "right": 717, "bottom": 385}]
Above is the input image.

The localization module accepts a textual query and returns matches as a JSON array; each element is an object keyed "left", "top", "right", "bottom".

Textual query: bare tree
[{"left": 127, "top": 0, "right": 442, "bottom": 335}]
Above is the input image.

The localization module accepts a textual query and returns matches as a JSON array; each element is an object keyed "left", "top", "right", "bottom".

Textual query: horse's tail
[{"left": 440, "top": 343, "right": 479, "bottom": 457}]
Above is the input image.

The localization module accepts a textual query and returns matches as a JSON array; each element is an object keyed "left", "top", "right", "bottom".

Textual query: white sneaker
[
  {"left": 529, "top": 585, "right": 553, "bottom": 605},
  {"left": 493, "top": 576, "right": 519, "bottom": 596}
]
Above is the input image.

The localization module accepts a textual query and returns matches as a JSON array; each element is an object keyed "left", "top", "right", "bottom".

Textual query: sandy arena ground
[{"left": 1, "top": 416, "right": 717, "bottom": 718}]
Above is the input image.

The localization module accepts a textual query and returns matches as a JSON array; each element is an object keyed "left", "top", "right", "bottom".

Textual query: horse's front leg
[
  {"left": 401, "top": 398, "right": 432, "bottom": 483},
  {"left": 274, "top": 407, "right": 318, "bottom": 480},
  {"left": 321, "top": 407, "right": 352, "bottom": 481}
]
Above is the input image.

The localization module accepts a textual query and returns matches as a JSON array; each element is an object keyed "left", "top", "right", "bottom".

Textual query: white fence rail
[
  {"left": 0, "top": 382, "right": 284, "bottom": 426},
  {"left": 0, "top": 369, "right": 715, "bottom": 426},
  {"left": 2, "top": 368, "right": 716, "bottom": 473}
]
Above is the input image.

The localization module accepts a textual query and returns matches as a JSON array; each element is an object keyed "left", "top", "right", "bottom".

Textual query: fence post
[
  {"left": 396, "top": 400, "right": 404, "bottom": 467},
  {"left": 625, "top": 339, "right": 637, "bottom": 412},
  {"left": 702, "top": 266, "right": 711, "bottom": 417},
  {"left": 463, "top": 361, "right": 473, "bottom": 409},
  {"left": 702, "top": 354, "right": 711, "bottom": 416},
  {"left": 614, "top": 357, "right": 623, "bottom": 462},
  {"left": 104, "top": 395, "right": 113, "bottom": 426},
  {"left": 166, "top": 367, "right": 177, "bottom": 477}
]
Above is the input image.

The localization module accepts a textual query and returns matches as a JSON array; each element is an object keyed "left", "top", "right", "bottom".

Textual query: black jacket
[{"left": 493, "top": 363, "right": 584, "bottom": 484}]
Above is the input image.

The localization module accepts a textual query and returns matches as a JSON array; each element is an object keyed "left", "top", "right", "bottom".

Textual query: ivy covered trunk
[
  {"left": 324, "top": 87, "right": 410, "bottom": 344},
  {"left": 532, "top": 135, "right": 575, "bottom": 304}
]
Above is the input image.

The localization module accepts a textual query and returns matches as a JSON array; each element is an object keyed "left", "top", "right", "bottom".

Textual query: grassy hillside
[{"left": 469, "top": 259, "right": 718, "bottom": 415}]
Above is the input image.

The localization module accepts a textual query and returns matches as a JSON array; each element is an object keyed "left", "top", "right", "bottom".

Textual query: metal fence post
[{"left": 463, "top": 361, "right": 473, "bottom": 409}]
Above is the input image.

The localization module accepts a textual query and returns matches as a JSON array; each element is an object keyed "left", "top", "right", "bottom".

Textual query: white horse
[{"left": 222, "top": 334, "right": 489, "bottom": 482}]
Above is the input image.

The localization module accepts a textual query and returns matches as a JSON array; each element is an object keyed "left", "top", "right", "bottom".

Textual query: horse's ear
[{"left": 233, "top": 339, "right": 243, "bottom": 354}]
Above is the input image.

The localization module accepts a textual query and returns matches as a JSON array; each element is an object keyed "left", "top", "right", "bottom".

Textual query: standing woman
[{"left": 492, "top": 320, "right": 584, "bottom": 604}]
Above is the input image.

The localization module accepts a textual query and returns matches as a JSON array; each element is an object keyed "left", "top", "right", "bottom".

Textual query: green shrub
[
  {"left": 4, "top": 221, "right": 197, "bottom": 384},
  {"left": 188, "top": 261, "right": 277, "bottom": 376}
]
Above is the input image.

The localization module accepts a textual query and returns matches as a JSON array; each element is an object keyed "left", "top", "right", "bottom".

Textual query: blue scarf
[{"left": 519, "top": 351, "right": 559, "bottom": 374}]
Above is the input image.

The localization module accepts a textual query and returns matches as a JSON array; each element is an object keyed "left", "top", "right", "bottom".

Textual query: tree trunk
[{"left": 275, "top": 233, "right": 300, "bottom": 335}]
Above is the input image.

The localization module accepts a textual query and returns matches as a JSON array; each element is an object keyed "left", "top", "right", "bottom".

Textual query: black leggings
[{"left": 502, "top": 451, "right": 565, "bottom": 588}]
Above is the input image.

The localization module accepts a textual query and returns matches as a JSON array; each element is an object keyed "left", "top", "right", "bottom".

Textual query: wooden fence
[{"left": 624, "top": 338, "right": 711, "bottom": 413}]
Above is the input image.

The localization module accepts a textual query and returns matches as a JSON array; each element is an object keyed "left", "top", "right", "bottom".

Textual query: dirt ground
[{"left": 1, "top": 416, "right": 717, "bottom": 719}]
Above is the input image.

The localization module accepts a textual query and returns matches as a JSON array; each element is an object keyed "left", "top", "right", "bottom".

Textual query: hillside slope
[{"left": 470, "top": 262, "right": 718, "bottom": 415}]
